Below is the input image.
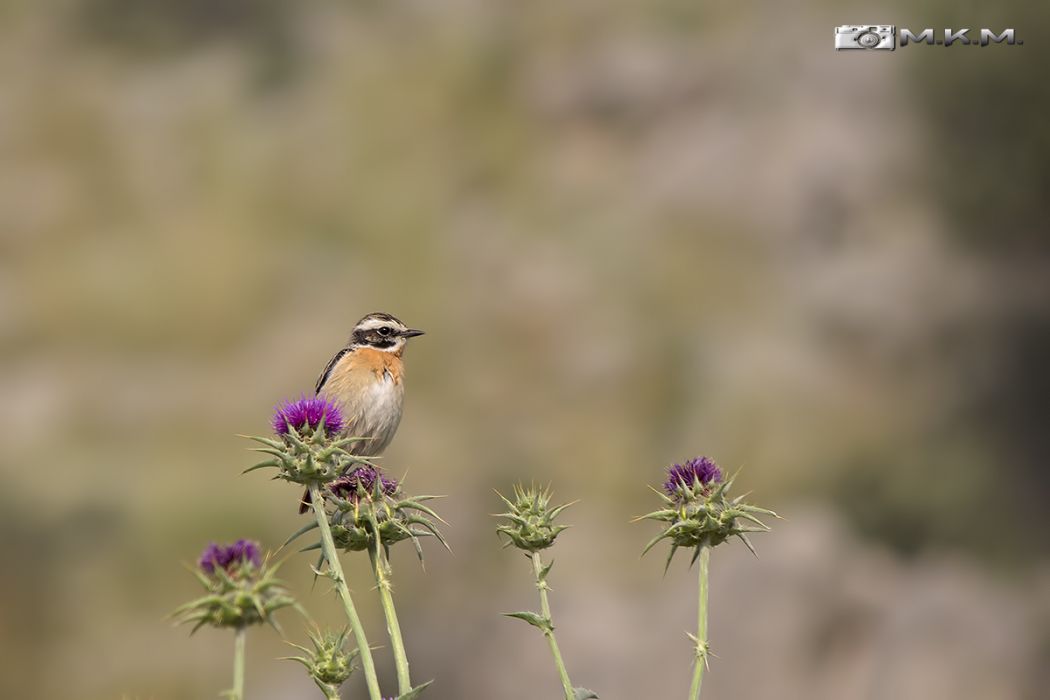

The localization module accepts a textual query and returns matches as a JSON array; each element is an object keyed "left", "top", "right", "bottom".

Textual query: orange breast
[
  {"left": 319, "top": 347, "right": 406, "bottom": 455},
  {"left": 355, "top": 347, "right": 405, "bottom": 383}
]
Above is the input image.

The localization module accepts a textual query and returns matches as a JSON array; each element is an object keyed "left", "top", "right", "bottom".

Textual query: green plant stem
[
  {"left": 317, "top": 681, "right": 341, "bottom": 700},
  {"left": 308, "top": 484, "right": 383, "bottom": 700},
  {"left": 369, "top": 540, "right": 412, "bottom": 695},
  {"left": 231, "top": 626, "right": 246, "bottom": 700},
  {"left": 688, "top": 546, "right": 711, "bottom": 700},
  {"left": 532, "top": 551, "right": 574, "bottom": 700}
]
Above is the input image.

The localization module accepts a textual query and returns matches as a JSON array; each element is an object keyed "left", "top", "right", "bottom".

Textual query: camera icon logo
[{"left": 834, "top": 25, "right": 896, "bottom": 50}]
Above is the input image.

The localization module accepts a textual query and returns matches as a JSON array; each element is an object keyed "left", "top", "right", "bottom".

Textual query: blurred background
[{"left": 1, "top": 1, "right": 1048, "bottom": 698}]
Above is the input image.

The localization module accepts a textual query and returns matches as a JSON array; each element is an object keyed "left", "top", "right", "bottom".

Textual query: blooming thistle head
[
  {"left": 198, "top": 539, "right": 262, "bottom": 576},
  {"left": 272, "top": 395, "right": 344, "bottom": 437},
  {"left": 244, "top": 397, "right": 364, "bottom": 486},
  {"left": 494, "top": 484, "right": 575, "bottom": 552},
  {"left": 637, "top": 457, "right": 779, "bottom": 571},
  {"left": 282, "top": 627, "right": 359, "bottom": 698},
  {"left": 286, "top": 468, "right": 449, "bottom": 563},
  {"left": 172, "top": 540, "right": 297, "bottom": 632},
  {"left": 664, "top": 456, "right": 723, "bottom": 499}
]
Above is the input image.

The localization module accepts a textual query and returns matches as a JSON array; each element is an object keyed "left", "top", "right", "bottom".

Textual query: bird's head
[{"left": 350, "top": 312, "right": 424, "bottom": 354}]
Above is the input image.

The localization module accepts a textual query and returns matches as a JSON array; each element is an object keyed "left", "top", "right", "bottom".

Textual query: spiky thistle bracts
[
  {"left": 244, "top": 397, "right": 368, "bottom": 486},
  {"left": 639, "top": 457, "right": 779, "bottom": 569},
  {"left": 285, "top": 467, "right": 449, "bottom": 563},
  {"left": 494, "top": 484, "right": 576, "bottom": 552},
  {"left": 330, "top": 465, "right": 398, "bottom": 502},
  {"left": 283, "top": 627, "right": 359, "bottom": 699},
  {"left": 172, "top": 540, "right": 297, "bottom": 633},
  {"left": 330, "top": 484, "right": 449, "bottom": 560}
]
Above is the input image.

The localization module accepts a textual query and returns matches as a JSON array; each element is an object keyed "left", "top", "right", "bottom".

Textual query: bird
[{"left": 298, "top": 312, "right": 425, "bottom": 513}]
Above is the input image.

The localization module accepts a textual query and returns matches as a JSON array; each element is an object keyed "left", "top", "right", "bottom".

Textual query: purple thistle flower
[
  {"left": 198, "top": 543, "right": 223, "bottom": 574},
  {"left": 329, "top": 465, "right": 399, "bottom": 501},
  {"left": 272, "top": 395, "right": 344, "bottom": 436},
  {"left": 664, "top": 456, "right": 723, "bottom": 495},
  {"left": 198, "top": 539, "right": 262, "bottom": 574}
]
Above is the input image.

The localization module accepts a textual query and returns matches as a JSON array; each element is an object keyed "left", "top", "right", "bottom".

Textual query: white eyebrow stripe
[{"left": 355, "top": 318, "right": 406, "bottom": 332}]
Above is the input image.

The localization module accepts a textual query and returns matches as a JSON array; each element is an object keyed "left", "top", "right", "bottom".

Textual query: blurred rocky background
[{"left": 0, "top": 1, "right": 1047, "bottom": 698}]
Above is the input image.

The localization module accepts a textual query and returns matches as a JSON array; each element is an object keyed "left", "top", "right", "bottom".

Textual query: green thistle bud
[
  {"left": 638, "top": 459, "right": 779, "bottom": 571},
  {"left": 283, "top": 627, "right": 359, "bottom": 699},
  {"left": 286, "top": 466, "right": 449, "bottom": 564},
  {"left": 171, "top": 541, "right": 297, "bottom": 633},
  {"left": 495, "top": 484, "right": 575, "bottom": 552}
]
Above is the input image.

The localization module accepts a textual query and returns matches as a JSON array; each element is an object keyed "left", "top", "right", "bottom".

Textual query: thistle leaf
[
  {"left": 281, "top": 521, "right": 320, "bottom": 549},
  {"left": 241, "top": 435, "right": 284, "bottom": 448},
  {"left": 737, "top": 504, "right": 781, "bottom": 518},
  {"left": 399, "top": 499, "right": 448, "bottom": 524},
  {"left": 503, "top": 611, "right": 552, "bottom": 633},
  {"left": 548, "top": 499, "right": 579, "bottom": 520},
  {"left": 405, "top": 516, "right": 452, "bottom": 553},
  {"left": 186, "top": 564, "right": 214, "bottom": 588},
  {"left": 248, "top": 447, "right": 289, "bottom": 460},
  {"left": 641, "top": 530, "right": 671, "bottom": 557},
  {"left": 278, "top": 655, "right": 311, "bottom": 669},
  {"left": 494, "top": 490, "right": 516, "bottom": 510},
  {"left": 170, "top": 593, "right": 223, "bottom": 618},
  {"left": 242, "top": 461, "right": 281, "bottom": 473},
  {"left": 283, "top": 641, "right": 313, "bottom": 656},
  {"left": 396, "top": 680, "right": 434, "bottom": 700},
  {"left": 631, "top": 508, "right": 677, "bottom": 523},
  {"left": 689, "top": 545, "right": 703, "bottom": 568},
  {"left": 663, "top": 543, "right": 679, "bottom": 574}
]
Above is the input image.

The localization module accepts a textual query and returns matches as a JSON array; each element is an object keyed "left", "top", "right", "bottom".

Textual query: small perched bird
[{"left": 299, "top": 312, "right": 424, "bottom": 513}]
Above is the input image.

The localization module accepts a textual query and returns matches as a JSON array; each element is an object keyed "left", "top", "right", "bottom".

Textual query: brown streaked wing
[{"left": 315, "top": 346, "right": 352, "bottom": 394}]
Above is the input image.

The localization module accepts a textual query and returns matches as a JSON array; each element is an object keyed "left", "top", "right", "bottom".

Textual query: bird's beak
[{"left": 400, "top": 329, "right": 425, "bottom": 338}]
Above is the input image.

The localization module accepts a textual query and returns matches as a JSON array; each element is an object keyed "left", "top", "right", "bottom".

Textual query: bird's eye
[{"left": 377, "top": 327, "right": 392, "bottom": 337}]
